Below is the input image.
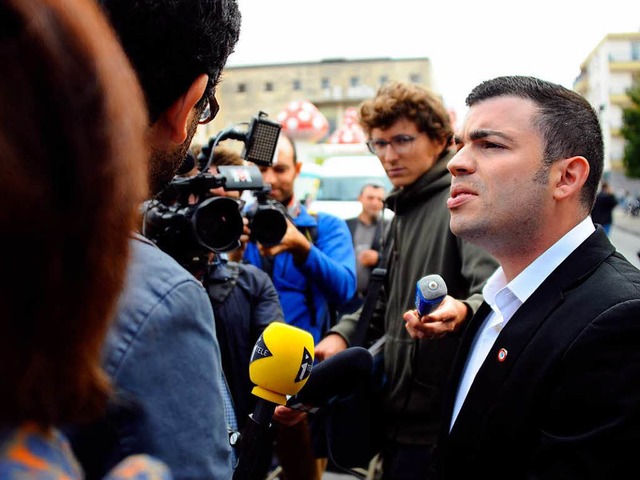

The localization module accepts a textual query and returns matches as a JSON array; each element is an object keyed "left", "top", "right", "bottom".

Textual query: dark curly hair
[
  {"left": 98, "top": 0, "right": 241, "bottom": 122},
  {"left": 358, "top": 81, "right": 453, "bottom": 155}
]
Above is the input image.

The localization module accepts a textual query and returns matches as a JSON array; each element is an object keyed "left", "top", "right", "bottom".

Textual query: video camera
[{"left": 142, "top": 111, "right": 289, "bottom": 272}]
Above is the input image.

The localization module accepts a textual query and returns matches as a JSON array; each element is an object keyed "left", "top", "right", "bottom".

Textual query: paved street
[
  {"left": 608, "top": 172, "right": 640, "bottom": 262},
  {"left": 610, "top": 208, "right": 640, "bottom": 267}
]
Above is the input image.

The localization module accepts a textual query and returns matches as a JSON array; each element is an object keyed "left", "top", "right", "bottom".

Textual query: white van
[
  {"left": 308, "top": 155, "right": 394, "bottom": 220},
  {"left": 294, "top": 161, "right": 322, "bottom": 205}
]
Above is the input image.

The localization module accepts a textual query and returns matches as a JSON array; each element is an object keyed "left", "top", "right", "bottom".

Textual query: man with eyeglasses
[
  {"left": 66, "top": 1, "right": 242, "bottom": 479},
  {"left": 315, "top": 81, "right": 498, "bottom": 479}
]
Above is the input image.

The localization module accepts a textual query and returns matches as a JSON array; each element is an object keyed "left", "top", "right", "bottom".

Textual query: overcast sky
[{"left": 227, "top": 0, "right": 640, "bottom": 125}]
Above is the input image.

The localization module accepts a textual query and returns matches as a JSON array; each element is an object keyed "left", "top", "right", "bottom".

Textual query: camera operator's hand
[
  {"left": 228, "top": 217, "right": 250, "bottom": 262},
  {"left": 258, "top": 217, "right": 311, "bottom": 264}
]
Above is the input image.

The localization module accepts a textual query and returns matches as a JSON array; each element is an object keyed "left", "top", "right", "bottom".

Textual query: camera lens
[
  {"left": 193, "top": 196, "right": 244, "bottom": 252},
  {"left": 250, "top": 205, "right": 287, "bottom": 247}
]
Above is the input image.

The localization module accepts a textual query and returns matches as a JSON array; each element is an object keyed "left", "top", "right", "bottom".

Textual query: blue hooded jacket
[{"left": 244, "top": 204, "right": 356, "bottom": 344}]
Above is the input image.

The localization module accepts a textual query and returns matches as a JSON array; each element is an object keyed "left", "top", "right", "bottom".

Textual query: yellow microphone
[
  {"left": 249, "top": 322, "right": 315, "bottom": 405},
  {"left": 233, "top": 322, "right": 314, "bottom": 480}
]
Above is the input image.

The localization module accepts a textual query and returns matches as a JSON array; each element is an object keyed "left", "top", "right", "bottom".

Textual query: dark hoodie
[{"left": 332, "top": 149, "right": 498, "bottom": 445}]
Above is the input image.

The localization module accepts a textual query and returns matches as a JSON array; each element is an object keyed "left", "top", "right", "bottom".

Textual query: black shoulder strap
[
  {"left": 300, "top": 212, "right": 320, "bottom": 327},
  {"left": 351, "top": 266, "right": 386, "bottom": 348},
  {"left": 351, "top": 210, "right": 392, "bottom": 347}
]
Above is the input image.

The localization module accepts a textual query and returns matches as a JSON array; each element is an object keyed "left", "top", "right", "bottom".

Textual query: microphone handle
[
  {"left": 416, "top": 294, "right": 446, "bottom": 316},
  {"left": 232, "top": 399, "right": 276, "bottom": 480}
]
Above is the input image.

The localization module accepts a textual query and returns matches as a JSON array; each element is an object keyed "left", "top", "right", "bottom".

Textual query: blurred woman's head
[{"left": 0, "top": 0, "right": 148, "bottom": 427}]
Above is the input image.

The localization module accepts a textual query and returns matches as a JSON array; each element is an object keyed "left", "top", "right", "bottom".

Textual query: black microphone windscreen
[{"left": 286, "top": 347, "right": 373, "bottom": 412}]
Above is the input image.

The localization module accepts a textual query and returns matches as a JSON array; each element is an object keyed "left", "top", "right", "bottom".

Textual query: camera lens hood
[
  {"left": 192, "top": 196, "right": 244, "bottom": 253},
  {"left": 249, "top": 204, "right": 288, "bottom": 247}
]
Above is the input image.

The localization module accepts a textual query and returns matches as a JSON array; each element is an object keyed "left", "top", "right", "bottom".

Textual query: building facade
[
  {"left": 195, "top": 57, "right": 433, "bottom": 150},
  {"left": 574, "top": 32, "right": 640, "bottom": 173}
]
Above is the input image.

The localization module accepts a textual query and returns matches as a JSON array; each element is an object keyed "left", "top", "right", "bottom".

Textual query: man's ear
[
  {"left": 157, "top": 73, "right": 209, "bottom": 144},
  {"left": 552, "top": 156, "right": 590, "bottom": 201}
]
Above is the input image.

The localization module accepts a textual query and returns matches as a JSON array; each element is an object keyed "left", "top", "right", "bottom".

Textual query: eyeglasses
[
  {"left": 366, "top": 134, "right": 418, "bottom": 156},
  {"left": 198, "top": 93, "right": 220, "bottom": 125}
]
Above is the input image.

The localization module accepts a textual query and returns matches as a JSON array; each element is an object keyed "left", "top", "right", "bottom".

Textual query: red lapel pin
[{"left": 497, "top": 348, "right": 508, "bottom": 362}]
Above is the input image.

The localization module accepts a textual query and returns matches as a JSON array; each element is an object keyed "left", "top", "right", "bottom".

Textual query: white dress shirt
[{"left": 450, "top": 217, "right": 596, "bottom": 431}]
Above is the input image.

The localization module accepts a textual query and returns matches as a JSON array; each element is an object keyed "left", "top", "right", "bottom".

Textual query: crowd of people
[
  {"left": 2, "top": 1, "right": 640, "bottom": 480},
  {"left": 316, "top": 82, "right": 499, "bottom": 478}
]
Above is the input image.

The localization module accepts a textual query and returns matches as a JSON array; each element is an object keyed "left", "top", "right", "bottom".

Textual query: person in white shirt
[{"left": 404, "top": 75, "right": 640, "bottom": 479}]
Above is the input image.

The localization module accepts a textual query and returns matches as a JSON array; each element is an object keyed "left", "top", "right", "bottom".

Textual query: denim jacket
[{"left": 68, "top": 235, "right": 233, "bottom": 479}]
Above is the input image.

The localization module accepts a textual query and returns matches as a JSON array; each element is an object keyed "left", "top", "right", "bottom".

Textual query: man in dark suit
[
  {"left": 345, "top": 182, "right": 389, "bottom": 310},
  {"left": 405, "top": 75, "right": 640, "bottom": 478}
]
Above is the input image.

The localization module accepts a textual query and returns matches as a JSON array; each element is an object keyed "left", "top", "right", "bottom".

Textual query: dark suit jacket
[{"left": 438, "top": 227, "right": 640, "bottom": 479}]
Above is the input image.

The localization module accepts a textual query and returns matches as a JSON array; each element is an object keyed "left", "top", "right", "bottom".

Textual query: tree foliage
[{"left": 621, "top": 79, "right": 640, "bottom": 178}]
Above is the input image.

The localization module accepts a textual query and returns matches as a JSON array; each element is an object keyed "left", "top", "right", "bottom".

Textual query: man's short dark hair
[
  {"left": 359, "top": 183, "right": 385, "bottom": 196},
  {"left": 465, "top": 76, "right": 603, "bottom": 209},
  {"left": 278, "top": 131, "right": 298, "bottom": 164},
  {"left": 98, "top": 0, "right": 241, "bottom": 122}
]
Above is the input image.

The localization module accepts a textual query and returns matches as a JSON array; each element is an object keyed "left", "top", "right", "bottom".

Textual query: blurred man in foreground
[{"left": 68, "top": 1, "right": 242, "bottom": 478}]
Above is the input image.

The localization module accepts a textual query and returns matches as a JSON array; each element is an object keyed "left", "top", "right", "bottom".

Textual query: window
[
  {"left": 293, "top": 79, "right": 301, "bottom": 90},
  {"left": 265, "top": 82, "right": 273, "bottom": 92},
  {"left": 237, "top": 82, "right": 246, "bottom": 93},
  {"left": 321, "top": 77, "right": 330, "bottom": 89},
  {"left": 409, "top": 73, "right": 421, "bottom": 83},
  {"left": 632, "top": 42, "right": 640, "bottom": 61},
  {"left": 350, "top": 76, "right": 360, "bottom": 87},
  {"left": 379, "top": 75, "right": 388, "bottom": 85}
]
